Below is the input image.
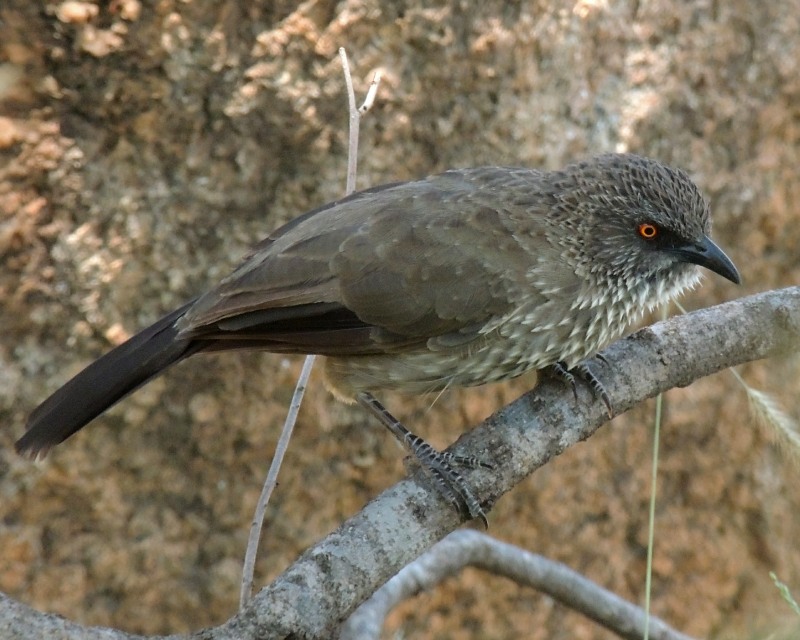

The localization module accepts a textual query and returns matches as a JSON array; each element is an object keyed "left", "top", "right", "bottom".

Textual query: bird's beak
[{"left": 669, "top": 235, "right": 741, "bottom": 284}]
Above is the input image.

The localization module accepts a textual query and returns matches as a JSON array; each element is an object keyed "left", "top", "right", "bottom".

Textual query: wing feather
[{"left": 177, "top": 168, "right": 550, "bottom": 355}]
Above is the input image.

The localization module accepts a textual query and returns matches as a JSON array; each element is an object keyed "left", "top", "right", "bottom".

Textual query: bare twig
[
  {"left": 339, "top": 48, "right": 359, "bottom": 193},
  {"left": 338, "top": 48, "right": 381, "bottom": 192},
  {"left": 341, "top": 530, "right": 696, "bottom": 640},
  {"left": 239, "top": 355, "right": 315, "bottom": 608}
]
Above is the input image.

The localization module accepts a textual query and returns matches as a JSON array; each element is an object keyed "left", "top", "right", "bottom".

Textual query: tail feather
[{"left": 16, "top": 302, "right": 199, "bottom": 458}]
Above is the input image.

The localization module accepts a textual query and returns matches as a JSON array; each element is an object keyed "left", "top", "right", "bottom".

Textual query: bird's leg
[
  {"left": 356, "top": 391, "right": 489, "bottom": 527},
  {"left": 549, "top": 360, "right": 614, "bottom": 418}
]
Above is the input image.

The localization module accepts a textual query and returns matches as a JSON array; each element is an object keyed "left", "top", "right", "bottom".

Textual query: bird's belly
[
  {"left": 321, "top": 320, "right": 617, "bottom": 401},
  {"left": 322, "top": 347, "right": 533, "bottom": 401}
]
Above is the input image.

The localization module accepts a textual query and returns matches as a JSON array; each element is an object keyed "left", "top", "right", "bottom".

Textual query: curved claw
[{"left": 594, "top": 353, "right": 610, "bottom": 367}]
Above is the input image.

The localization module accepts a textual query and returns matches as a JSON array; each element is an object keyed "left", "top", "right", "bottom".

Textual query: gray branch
[
  {"left": 341, "top": 530, "right": 695, "bottom": 640},
  {"left": 3, "top": 286, "right": 799, "bottom": 639}
]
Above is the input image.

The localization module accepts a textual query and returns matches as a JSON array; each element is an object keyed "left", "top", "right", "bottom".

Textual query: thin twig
[
  {"left": 338, "top": 50, "right": 380, "bottom": 192},
  {"left": 239, "top": 355, "right": 315, "bottom": 608},
  {"left": 339, "top": 48, "right": 359, "bottom": 193}
]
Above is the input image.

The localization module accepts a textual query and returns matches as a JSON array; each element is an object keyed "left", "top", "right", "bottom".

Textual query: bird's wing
[{"left": 178, "top": 169, "right": 549, "bottom": 356}]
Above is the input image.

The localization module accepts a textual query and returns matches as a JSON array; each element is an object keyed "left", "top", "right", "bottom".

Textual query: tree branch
[
  {"left": 341, "top": 530, "right": 696, "bottom": 640},
  {"left": 4, "top": 287, "right": 798, "bottom": 638}
]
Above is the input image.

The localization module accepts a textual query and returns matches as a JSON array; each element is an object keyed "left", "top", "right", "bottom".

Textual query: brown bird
[{"left": 16, "top": 153, "right": 740, "bottom": 522}]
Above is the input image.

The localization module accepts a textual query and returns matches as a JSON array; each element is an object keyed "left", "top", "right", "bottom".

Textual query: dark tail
[{"left": 15, "top": 302, "right": 201, "bottom": 458}]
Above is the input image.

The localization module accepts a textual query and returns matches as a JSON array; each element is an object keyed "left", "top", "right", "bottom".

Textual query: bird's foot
[
  {"left": 356, "top": 391, "right": 491, "bottom": 527},
  {"left": 407, "top": 435, "right": 490, "bottom": 528},
  {"left": 437, "top": 449, "right": 493, "bottom": 470},
  {"left": 549, "top": 359, "right": 614, "bottom": 417}
]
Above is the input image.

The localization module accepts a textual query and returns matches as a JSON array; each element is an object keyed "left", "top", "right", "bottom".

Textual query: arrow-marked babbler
[{"left": 15, "top": 154, "right": 741, "bottom": 523}]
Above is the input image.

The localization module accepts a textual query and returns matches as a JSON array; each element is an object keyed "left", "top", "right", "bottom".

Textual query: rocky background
[{"left": 1, "top": 1, "right": 799, "bottom": 638}]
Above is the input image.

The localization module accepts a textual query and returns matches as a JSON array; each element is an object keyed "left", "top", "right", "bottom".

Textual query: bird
[{"left": 15, "top": 153, "right": 741, "bottom": 522}]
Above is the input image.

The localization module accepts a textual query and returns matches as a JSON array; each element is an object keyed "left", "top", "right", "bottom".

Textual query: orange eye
[{"left": 638, "top": 223, "right": 658, "bottom": 239}]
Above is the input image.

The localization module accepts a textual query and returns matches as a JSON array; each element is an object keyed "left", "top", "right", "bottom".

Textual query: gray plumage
[{"left": 16, "top": 153, "right": 740, "bottom": 459}]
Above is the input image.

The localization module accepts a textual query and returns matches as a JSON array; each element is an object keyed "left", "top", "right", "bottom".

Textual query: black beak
[{"left": 670, "top": 235, "right": 741, "bottom": 284}]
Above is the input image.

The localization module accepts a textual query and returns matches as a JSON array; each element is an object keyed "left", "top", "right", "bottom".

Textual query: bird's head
[{"left": 557, "top": 154, "right": 740, "bottom": 295}]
